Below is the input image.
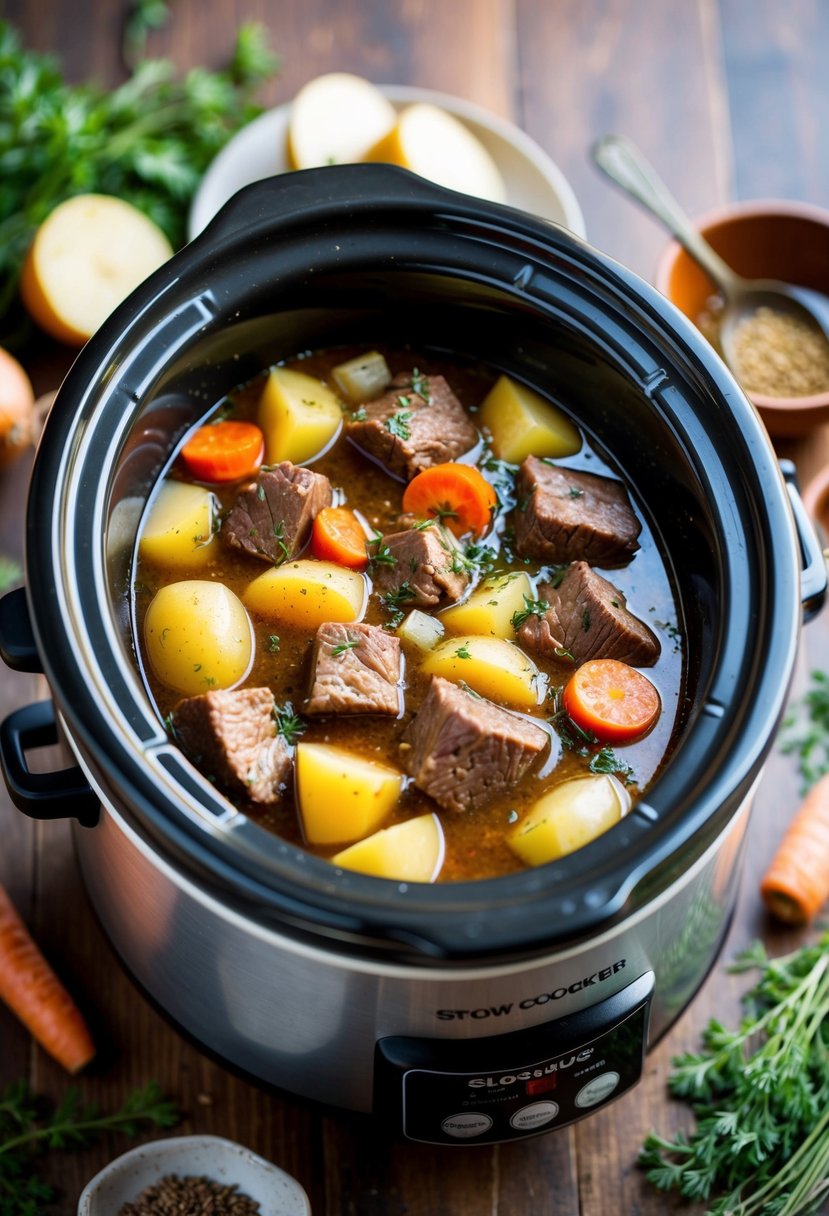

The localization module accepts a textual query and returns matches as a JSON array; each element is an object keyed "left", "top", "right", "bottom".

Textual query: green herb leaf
[
  {"left": 0, "top": 1080, "right": 177, "bottom": 1209},
  {"left": 779, "top": 670, "right": 829, "bottom": 791},
  {"left": 330, "top": 638, "right": 360, "bottom": 657},
  {"left": 455, "top": 643, "right": 472, "bottom": 659},
  {"left": 384, "top": 409, "right": 412, "bottom": 440},
  {"left": 273, "top": 701, "right": 306, "bottom": 746},
  {"left": 511, "top": 594, "right": 548, "bottom": 630}
]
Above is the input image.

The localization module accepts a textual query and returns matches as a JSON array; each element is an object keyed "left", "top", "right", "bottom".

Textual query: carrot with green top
[
  {"left": 760, "top": 771, "right": 829, "bottom": 924},
  {"left": 0, "top": 881, "right": 95, "bottom": 1073}
]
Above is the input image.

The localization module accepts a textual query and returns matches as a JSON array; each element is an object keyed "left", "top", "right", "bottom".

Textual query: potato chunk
[
  {"left": 479, "top": 375, "right": 581, "bottom": 463},
  {"left": 257, "top": 367, "right": 343, "bottom": 465},
  {"left": 242, "top": 560, "right": 367, "bottom": 629},
  {"left": 420, "top": 634, "right": 545, "bottom": 708},
  {"left": 331, "top": 813, "right": 445, "bottom": 882},
  {"left": 508, "top": 774, "right": 631, "bottom": 866},
  {"left": 296, "top": 742, "right": 403, "bottom": 845},
  {"left": 440, "top": 571, "right": 533, "bottom": 640},
  {"left": 144, "top": 580, "right": 253, "bottom": 695},
  {"left": 139, "top": 481, "right": 216, "bottom": 568},
  {"left": 331, "top": 350, "right": 392, "bottom": 406},
  {"left": 397, "top": 609, "right": 445, "bottom": 651}
]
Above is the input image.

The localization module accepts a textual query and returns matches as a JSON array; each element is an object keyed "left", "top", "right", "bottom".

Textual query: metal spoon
[{"left": 591, "top": 133, "right": 829, "bottom": 376}]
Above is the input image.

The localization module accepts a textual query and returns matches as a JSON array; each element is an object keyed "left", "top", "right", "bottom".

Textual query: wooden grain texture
[{"left": 0, "top": 1, "right": 828, "bottom": 1213}]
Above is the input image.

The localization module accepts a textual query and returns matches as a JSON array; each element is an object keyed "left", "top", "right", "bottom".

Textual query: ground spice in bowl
[
  {"left": 118, "top": 1172, "right": 261, "bottom": 1215},
  {"left": 722, "top": 305, "right": 829, "bottom": 399}
]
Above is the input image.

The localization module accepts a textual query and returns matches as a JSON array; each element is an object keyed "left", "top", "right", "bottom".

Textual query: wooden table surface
[{"left": 2, "top": 1, "right": 829, "bottom": 1212}]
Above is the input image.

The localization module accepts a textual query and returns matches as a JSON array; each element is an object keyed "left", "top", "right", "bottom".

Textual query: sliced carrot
[
  {"left": 562, "top": 658, "right": 660, "bottom": 744},
  {"left": 311, "top": 506, "right": 369, "bottom": 569},
  {"left": 760, "top": 772, "right": 829, "bottom": 924},
  {"left": 0, "top": 882, "right": 95, "bottom": 1073},
  {"left": 401, "top": 462, "right": 497, "bottom": 538},
  {"left": 180, "top": 420, "right": 265, "bottom": 483}
]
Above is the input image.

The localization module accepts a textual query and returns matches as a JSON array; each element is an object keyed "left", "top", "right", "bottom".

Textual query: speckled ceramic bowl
[
  {"left": 77, "top": 1135, "right": 311, "bottom": 1216},
  {"left": 655, "top": 199, "right": 829, "bottom": 437}
]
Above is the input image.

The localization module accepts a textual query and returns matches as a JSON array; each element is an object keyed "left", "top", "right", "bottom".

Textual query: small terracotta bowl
[{"left": 655, "top": 199, "right": 829, "bottom": 437}]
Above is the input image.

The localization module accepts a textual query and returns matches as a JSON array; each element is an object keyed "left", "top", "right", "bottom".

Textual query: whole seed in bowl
[
  {"left": 118, "top": 1172, "right": 261, "bottom": 1215},
  {"left": 727, "top": 304, "right": 829, "bottom": 398}
]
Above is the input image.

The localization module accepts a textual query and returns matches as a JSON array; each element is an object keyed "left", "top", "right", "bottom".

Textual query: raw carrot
[
  {"left": 311, "top": 506, "right": 369, "bottom": 569},
  {"left": 0, "top": 881, "right": 95, "bottom": 1073},
  {"left": 180, "top": 420, "right": 264, "bottom": 483},
  {"left": 562, "top": 658, "right": 660, "bottom": 744},
  {"left": 760, "top": 771, "right": 829, "bottom": 924},
  {"left": 401, "top": 462, "right": 497, "bottom": 538}
]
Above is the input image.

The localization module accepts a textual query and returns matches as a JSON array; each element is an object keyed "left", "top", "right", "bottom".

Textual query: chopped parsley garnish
[
  {"left": 273, "top": 701, "right": 307, "bottom": 746},
  {"left": 379, "top": 581, "right": 415, "bottom": 627},
  {"left": 368, "top": 532, "right": 397, "bottom": 568},
  {"left": 511, "top": 595, "right": 549, "bottom": 629},
  {"left": 267, "top": 634, "right": 280, "bottom": 653},
  {"left": 331, "top": 638, "right": 360, "bottom": 657},
  {"left": 384, "top": 409, "right": 412, "bottom": 440},
  {"left": 568, "top": 486, "right": 584, "bottom": 498},
  {"left": 455, "top": 643, "right": 472, "bottom": 659},
  {"left": 581, "top": 608, "right": 592, "bottom": 632},
  {"left": 351, "top": 405, "right": 368, "bottom": 422},
  {"left": 554, "top": 646, "right": 575, "bottom": 661},
  {"left": 589, "top": 746, "right": 635, "bottom": 782},
  {"left": 410, "top": 368, "right": 430, "bottom": 401}
]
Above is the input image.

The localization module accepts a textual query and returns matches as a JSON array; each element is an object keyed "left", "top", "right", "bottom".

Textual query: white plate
[
  {"left": 188, "top": 85, "right": 585, "bottom": 240},
  {"left": 77, "top": 1134, "right": 311, "bottom": 1216}
]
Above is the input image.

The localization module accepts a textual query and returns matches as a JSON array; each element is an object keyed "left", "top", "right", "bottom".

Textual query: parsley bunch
[
  {"left": 0, "top": 19, "right": 278, "bottom": 347},
  {"left": 0, "top": 1080, "right": 178, "bottom": 1213},
  {"left": 641, "top": 935, "right": 829, "bottom": 1215}
]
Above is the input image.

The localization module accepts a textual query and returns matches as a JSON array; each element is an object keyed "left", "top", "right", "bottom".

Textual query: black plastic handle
[
  {"left": 0, "top": 587, "right": 41, "bottom": 673},
  {"left": 780, "top": 459, "right": 828, "bottom": 622},
  {"left": 0, "top": 701, "right": 99, "bottom": 827}
]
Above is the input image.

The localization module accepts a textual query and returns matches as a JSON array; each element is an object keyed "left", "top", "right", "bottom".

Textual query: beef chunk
[
  {"left": 223, "top": 461, "right": 332, "bottom": 564},
  {"left": 174, "top": 687, "right": 291, "bottom": 806},
  {"left": 372, "top": 524, "right": 469, "bottom": 608},
  {"left": 306, "top": 621, "right": 402, "bottom": 716},
  {"left": 345, "top": 372, "right": 478, "bottom": 480},
  {"left": 403, "top": 677, "right": 548, "bottom": 813},
  {"left": 517, "top": 561, "right": 661, "bottom": 667},
  {"left": 513, "top": 455, "right": 641, "bottom": 566}
]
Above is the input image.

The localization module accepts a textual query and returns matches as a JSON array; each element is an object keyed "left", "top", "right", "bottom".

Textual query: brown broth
[{"left": 132, "top": 346, "right": 684, "bottom": 882}]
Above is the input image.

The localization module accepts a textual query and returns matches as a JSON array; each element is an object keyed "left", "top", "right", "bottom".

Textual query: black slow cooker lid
[{"left": 26, "top": 165, "right": 801, "bottom": 964}]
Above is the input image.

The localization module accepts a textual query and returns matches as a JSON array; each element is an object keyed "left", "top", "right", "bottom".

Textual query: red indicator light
[{"left": 526, "top": 1074, "right": 557, "bottom": 1096}]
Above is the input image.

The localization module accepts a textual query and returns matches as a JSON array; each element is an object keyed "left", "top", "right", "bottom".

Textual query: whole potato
[{"left": 144, "top": 580, "right": 253, "bottom": 694}]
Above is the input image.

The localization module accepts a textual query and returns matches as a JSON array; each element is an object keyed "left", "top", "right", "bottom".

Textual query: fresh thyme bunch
[{"left": 641, "top": 934, "right": 829, "bottom": 1215}]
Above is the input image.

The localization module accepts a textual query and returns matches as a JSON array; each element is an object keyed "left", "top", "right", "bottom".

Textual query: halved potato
[
  {"left": 365, "top": 103, "right": 506, "bottom": 203},
  {"left": 242, "top": 560, "right": 367, "bottom": 629},
  {"left": 508, "top": 775, "right": 631, "bottom": 866},
  {"left": 479, "top": 375, "right": 581, "bottom": 463},
  {"left": 143, "top": 580, "right": 253, "bottom": 695},
  {"left": 257, "top": 367, "right": 343, "bottom": 465},
  {"left": 21, "top": 194, "right": 172, "bottom": 346},
  {"left": 287, "top": 73, "right": 397, "bottom": 169},
  {"left": 421, "top": 634, "right": 544, "bottom": 708},
  {"left": 440, "top": 571, "right": 533, "bottom": 640},
  {"left": 296, "top": 742, "right": 404, "bottom": 845},
  {"left": 331, "top": 813, "right": 445, "bottom": 882},
  {"left": 139, "top": 481, "right": 216, "bottom": 568}
]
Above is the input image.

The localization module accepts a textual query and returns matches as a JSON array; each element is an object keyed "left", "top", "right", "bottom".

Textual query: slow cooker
[{"left": 0, "top": 166, "right": 824, "bottom": 1145}]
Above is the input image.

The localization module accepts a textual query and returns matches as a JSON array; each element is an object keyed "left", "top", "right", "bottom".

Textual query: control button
[
  {"left": 510, "top": 1100, "right": 559, "bottom": 1131},
  {"left": 441, "top": 1112, "right": 493, "bottom": 1139},
  {"left": 575, "top": 1071, "right": 621, "bottom": 1108}
]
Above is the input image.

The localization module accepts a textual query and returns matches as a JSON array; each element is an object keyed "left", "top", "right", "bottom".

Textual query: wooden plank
[
  {"left": 516, "top": 0, "right": 733, "bottom": 278},
  {"left": 720, "top": 0, "right": 829, "bottom": 203}
]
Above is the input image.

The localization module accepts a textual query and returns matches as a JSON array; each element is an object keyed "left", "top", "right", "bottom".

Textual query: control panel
[{"left": 374, "top": 972, "right": 653, "bottom": 1144}]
